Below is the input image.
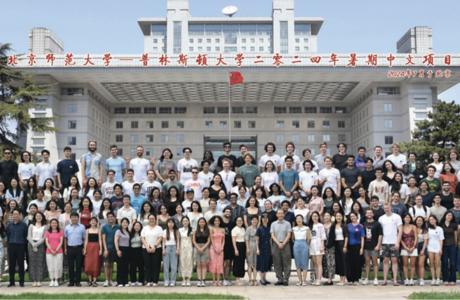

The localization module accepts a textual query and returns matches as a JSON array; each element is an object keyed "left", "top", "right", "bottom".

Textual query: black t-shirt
[
  {"left": 441, "top": 193, "right": 454, "bottom": 210},
  {"left": 372, "top": 207, "right": 384, "bottom": 221},
  {"left": 332, "top": 153, "right": 348, "bottom": 171},
  {"left": 0, "top": 160, "right": 18, "bottom": 188},
  {"left": 57, "top": 159, "right": 80, "bottom": 188},
  {"left": 363, "top": 221, "right": 383, "bottom": 250},
  {"left": 217, "top": 154, "right": 237, "bottom": 171},
  {"left": 341, "top": 167, "right": 360, "bottom": 188},
  {"left": 235, "top": 156, "right": 256, "bottom": 168},
  {"left": 442, "top": 222, "right": 458, "bottom": 246},
  {"left": 360, "top": 169, "right": 376, "bottom": 190}
]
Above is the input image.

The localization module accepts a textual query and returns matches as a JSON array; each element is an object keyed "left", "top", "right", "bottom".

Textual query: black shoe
[
  {"left": 275, "top": 281, "right": 284, "bottom": 286},
  {"left": 8, "top": 283, "right": 15, "bottom": 287},
  {"left": 259, "top": 280, "right": 266, "bottom": 286},
  {"left": 68, "top": 283, "right": 75, "bottom": 287},
  {"left": 19, "top": 283, "right": 24, "bottom": 287},
  {"left": 283, "top": 282, "right": 289, "bottom": 286},
  {"left": 75, "top": 283, "right": 82, "bottom": 287},
  {"left": 265, "top": 280, "right": 271, "bottom": 285}
]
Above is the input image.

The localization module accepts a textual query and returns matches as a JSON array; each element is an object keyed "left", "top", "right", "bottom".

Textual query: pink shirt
[{"left": 45, "top": 230, "right": 64, "bottom": 254}]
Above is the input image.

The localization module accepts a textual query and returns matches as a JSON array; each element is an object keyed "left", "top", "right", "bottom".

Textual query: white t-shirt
[
  {"left": 18, "top": 162, "right": 35, "bottom": 180},
  {"left": 378, "top": 213, "right": 402, "bottom": 244},
  {"left": 92, "top": 199, "right": 103, "bottom": 216},
  {"left": 427, "top": 226, "right": 444, "bottom": 253},
  {"left": 318, "top": 167, "right": 341, "bottom": 195},
  {"left": 281, "top": 154, "right": 301, "bottom": 171},
  {"left": 261, "top": 171, "right": 279, "bottom": 191},
  {"left": 299, "top": 170, "right": 318, "bottom": 196},
  {"left": 184, "top": 179, "right": 206, "bottom": 200},
  {"left": 162, "top": 229, "right": 177, "bottom": 246},
  {"left": 299, "top": 159, "right": 319, "bottom": 172},
  {"left": 409, "top": 205, "right": 431, "bottom": 220},
  {"left": 177, "top": 158, "right": 199, "bottom": 185},
  {"left": 129, "top": 157, "right": 151, "bottom": 183},
  {"left": 387, "top": 153, "right": 407, "bottom": 169},
  {"left": 258, "top": 154, "right": 282, "bottom": 169},
  {"left": 35, "top": 161, "right": 57, "bottom": 187},
  {"left": 101, "top": 181, "right": 116, "bottom": 199},
  {"left": 198, "top": 171, "right": 214, "bottom": 188},
  {"left": 141, "top": 180, "right": 162, "bottom": 197},
  {"left": 218, "top": 170, "right": 236, "bottom": 192},
  {"left": 292, "top": 226, "right": 309, "bottom": 240},
  {"left": 122, "top": 181, "right": 135, "bottom": 196},
  {"left": 116, "top": 206, "right": 137, "bottom": 223},
  {"left": 141, "top": 225, "right": 163, "bottom": 248}
]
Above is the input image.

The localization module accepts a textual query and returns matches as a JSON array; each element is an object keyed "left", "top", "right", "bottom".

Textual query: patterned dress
[
  {"left": 245, "top": 226, "right": 258, "bottom": 267},
  {"left": 179, "top": 227, "right": 193, "bottom": 277},
  {"left": 322, "top": 224, "right": 336, "bottom": 279},
  {"left": 208, "top": 229, "right": 225, "bottom": 274}
]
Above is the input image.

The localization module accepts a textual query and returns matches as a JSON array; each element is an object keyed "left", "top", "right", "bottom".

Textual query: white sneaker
[
  {"left": 420, "top": 279, "right": 425, "bottom": 286},
  {"left": 49, "top": 281, "right": 54, "bottom": 287},
  {"left": 436, "top": 279, "right": 441, "bottom": 285},
  {"left": 202, "top": 281, "right": 206, "bottom": 287},
  {"left": 409, "top": 279, "right": 414, "bottom": 286},
  {"left": 373, "top": 278, "right": 379, "bottom": 286},
  {"left": 362, "top": 278, "right": 368, "bottom": 285},
  {"left": 136, "top": 282, "right": 142, "bottom": 286},
  {"left": 164, "top": 281, "right": 169, "bottom": 287},
  {"left": 55, "top": 280, "right": 59, "bottom": 287},
  {"left": 431, "top": 279, "right": 436, "bottom": 286},
  {"left": 103, "top": 280, "right": 109, "bottom": 287},
  {"left": 404, "top": 279, "right": 409, "bottom": 286},
  {"left": 169, "top": 282, "right": 175, "bottom": 287}
]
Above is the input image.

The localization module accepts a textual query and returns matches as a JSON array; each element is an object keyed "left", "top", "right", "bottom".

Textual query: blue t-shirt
[
  {"left": 279, "top": 169, "right": 299, "bottom": 192},
  {"left": 105, "top": 156, "right": 126, "bottom": 183},
  {"left": 131, "top": 194, "right": 146, "bottom": 214},
  {"left": 81, "top": 152, "right": 103, "bottom": 179},
  {"left": 102, "top": 223, "right": 120, "bottom": 251},
  {"left": 347, "top": 223, "right": 365, "bottom": 246}
]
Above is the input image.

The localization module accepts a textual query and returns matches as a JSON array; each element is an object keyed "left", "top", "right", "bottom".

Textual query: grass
[
  {"left": 409, "top": 292, "right": 460, "bottom": 299},
  {"left": 0, "top": 293, "right": 244, "bottom": 299}
]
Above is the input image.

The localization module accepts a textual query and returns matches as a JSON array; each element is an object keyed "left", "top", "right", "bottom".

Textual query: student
[
  {"left": 162, "top": 218, "right": 180, "bottom": 287},
  {"left": 245, "top": 215, "right": 259, "bottom": 286},
  {"left": 101, "top": 212, "right": 120, "bottom": 287},
  {"left": 333, "top": 212, "right": 348, "bottom": 285},
  {"left": 440, "top": 211, "right": 457, "bottom": 285},
  {"left": 6, "top": 209, "right": 27, "bottom": 287},
  {"left": 256, "top": 213, "right": 271, "bottom": 285},
  {"left": 193, "top": 217, "right": 210, "bottom": 287},
  {"left": 322, "top": 212, "right": 335, "bottom": 285},
  {"left": 27, "top": 211, "right": 47, "bottom": 287},
  {"left": 400, "top": 214, "right": 417, "bottom": 286},
  {"left": 292, "top": 214, "right": 311, "bottom": 286},
  {"left": 129, "top": 221, "right": 144, "bottom": 286},
  {"left": 115, "top": 218, "right": 131, "bottom": 287},
  {"left": 209, "top": 215, "right": 225, "bottom": 286},
  {"left": 362, "top": 209, "right": 382, "bottom": 286},
  {"left": 64, "top": 212, "right": 86, "bottom": 287},
  {"left": 232, "top": 216, "right": 247, "bottom": 285},
  {"left": 179, "top": 216, "right": 193, "bottom": 286},
  {"left": 346, "top": 212, "right": 365, "bottom": 285},
  {"left": 83, "top": 217, "right": 102, "bottom": 286},
  {"left": 427, "top": 215, "right": 444, "bottom": 285},
  {"left": 414, "top": 216, "right": 428, "bottom": 286},
  {"left": 141, "top": 214, "right": 163, "bottom": 286}
]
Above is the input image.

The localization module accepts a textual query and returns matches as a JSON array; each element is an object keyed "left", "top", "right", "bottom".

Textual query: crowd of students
[{"left": 0, "top": 140, "right": 460, "bottom": 288}]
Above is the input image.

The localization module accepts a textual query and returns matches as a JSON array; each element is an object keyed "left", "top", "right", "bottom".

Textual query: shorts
[
  {"left": 381, "top": 244, "right": 399, "bottom": 258},
  {"left": 104, "top": 249, "right": 117, "bottom": 264},
  {"left": 364, "top": 249, "right": 378, "bottom": 257},
  {"left": 194, "top": 243, "right": 209, "bottom": 263},
  {"left": 417, "top": 242, "right": 427, "bottom": 256},
  {"left": 400, "top": 248, "right": 418, "bottom": 257}
]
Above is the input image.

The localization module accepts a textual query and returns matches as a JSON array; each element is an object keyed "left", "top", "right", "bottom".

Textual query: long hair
[{"left": 165, "top": 217, "right": 178, "bottom": 241}]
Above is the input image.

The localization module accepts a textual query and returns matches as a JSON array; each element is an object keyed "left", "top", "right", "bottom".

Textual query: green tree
[{"left": 0, "top": 43, "right": 54, "bottom": 152}]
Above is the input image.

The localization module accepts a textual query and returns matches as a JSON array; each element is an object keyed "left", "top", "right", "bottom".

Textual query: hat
[{"left": 186, "top": 188, "right": 195, "bottom": 193}]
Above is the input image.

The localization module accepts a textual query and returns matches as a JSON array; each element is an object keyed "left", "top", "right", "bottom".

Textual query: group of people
[{"left": 0, "top": 140, "right": 460, "bottom": 288}]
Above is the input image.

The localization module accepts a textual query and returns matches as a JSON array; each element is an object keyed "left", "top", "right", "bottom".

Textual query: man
[
  {"left": 450, "top": 195, "right": 460, "bottom": 224},
  {"left": 440, "top": 182, "right": 454, "bottom": 209},
  {"left": 35, "top": 149, "right": 58, "bottom": 188},
  {"left": 182, "top": 189, "right": 194, "bottom": 213},
  {"left": 281, "top": 200, "right": 295, "bottom": 225},
  {"left": 162, "top": 169, "right": 184, "bottom": 196},
  {"left": 0, "top": 148, "right": 18, "bottom": 189},
  {"left": 314, "top": 143, "right": 328, "bottom": 171},
  {"left": 224, "top": 193, "right": 246, "bottom": 223},
  {"left": 362, "top": 208, "right": 383, "bottom": 286},
  {"left": 361, "top": 158, "right": 376, "bottom": 190},
  {"left": 386, "top": 143, "right": 406, "bottom": 171},
  {"left": 237, "top": 153, "right": 260, "bottom": 187},
  {"left": 6, "top": 209, "right": 27, "bottom": 287},
  {"left": 370, "top": 196, "right": 384, "bottom": 221},
  {"left": 141, "top": 169, "right": 162, "bottom": 197},
  {"left": 64, "top": 212, "right": 86, "bottom": 287},
  {"left": 81, "top": 140, "right": 104, "bottom": 187},
  {"left": 219, "top": 159, "right": 236, "bottom": 192},
  {"left": 204, "top": 199, "right": 222, "bottom": 221},
  {"left": 129, "top": 145, "right": 151, "bottom": 183},
  {"left": 184, "top": 167, "right": 205, "bottom": 201},
  {"left": 234, "top": 144, "right": 256, "bottom": 169},
  {"left": 27, "top": 189, "right": 47, "bottom": 213},
  {"left": 368, "top": 168, "right": 390, "bottom": 205},
  {"left": 332, "top": 143, "right": 348, "bottom": 171},
  {"left": 101, "top": 169, "right": 117, "bottom": 199},
  {"left": 105, "top": 145, "right": 126, "bottom": 183},
  {"left": 198, "top": 160, "right": 214, "bottom": 188},
  {"left": 258, "top": 142, "right": 282, "bottom": 173},
  {"left": 217, "top": 142, "right": 237, "bottom": 171},
  {"left": 56, "top": 146, "right": 79, "bottom": 190},
  {"left": 372, "top": 145, "right": 385, "bottom": 169},
  {"left": 131, "top": 183, "right": 146, "bottom": 214},
  {"left": 355, "top": 146, "right": 368, "bottom": 171},
  {"left": 177, "top": 147, "right": 198, "bottom": 185},
  {"left": 318, "top": 157, "right": 341, "bottom": 196},
  {"left": 101, "top": 212, "right": 120, "bottom": 287},
  {"left": 378, "top": 203, "right": 403, "bottom": 286},
  {"left": 405, "top": 152, "right": 418, "bottom": 176},
  {"left": 264, "top": 200, "right": 277, "bottom": 225},
  {"left": 300, "top": 148, "right": 319, "bottom": 172},
  {"left": 281, "top": 142, "right": 301, "bottom": 171},
  {"left": 421, "top": 166, "right": 441, "bottom": 193},
  {"left": 270, "top": 209, "right": 292, "bottom": 286},
  {"left": 122, "top": 169, "right": 136, "bottom": 197},
  {"left": 278, "top": 156, "right": 299, "bottom": 198},
  {"left": 340, "top": 155, "right": 362, "bottom": 195},
  {"left": 390, "top": 192, "right": 407, "bottom": 216}
]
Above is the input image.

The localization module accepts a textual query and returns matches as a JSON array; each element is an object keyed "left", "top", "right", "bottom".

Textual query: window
[
  {"left": 232, "top": 107, "right": 244, "bottom": 114},
  {"left": 176, "top": 134, "right": 185, "bottom": 144},
  {"left": 280, "top": 21, "right": 289, "bottom": 54},
  {"left": 206, "top": 38, "right": 211, "bottom": 43},
  {"left": 129, "top": 107, "right": 141, "bottom": 114},
  {"left": 161, "top": 134, "right": 169, "bottom": 143},
  {"left": 241, "top": 38, "right": 246, "bottom": 43},
  {"left": 384, "top": 103, "right": 393, "bottom": 112},
  {"left": 217, "top": 107, "right": 229, "bottom": 114},
  {"left": 131, "top": 121, "right": 138, "bottom": 129},
  {"left": 338, "top": 120, "right": 346, "bottom": 128},
  {"left": 323, "top": 134, "right": 331, "bottom": 142},
  {"left": 305, "top": 107, "right": 317, "bottom": 113},
  {"left": 189, "top": 47, "right": 194, "bottom": 52},
  {"left": 177, "top": 121, "right": 184, "bottom": 128},
  {"left": 384, "top": 119, "right": 393, "bottom": 129},
  {"left": 130, "top": 134, "right": 139, "bottom": 144},
  {"left": 322, "top": 120, "right": 330, "bottom": 128},
  {"left": 215, "top": 46, "right": 220, "bottom": 51},
  {"left": 189, "top": 38, "right": 194, "bottom": 43},
  {"left": 203, "top": 107, "right": 215, "bottom": 114},
  {"left": 159, "top": 107, "right": 172, "bottom": 114},
  {"left": 116, "top": 121, "right": 123, "bottom": 129},
  {"left": 234, "top": 121, "right": 241, "bottom": 128},
  {"left": 174, "top": 107, "right": 187, "bottom": 114},
  {"left": 275, "top": 120, "right": 285, "bottom": 129},
  {"left": 61, "top": 88, "right": 84, "bottom": 96},
  {"left": 320, "top": 107, "right": 333, "bottom": 113},
  {"left": 292, "top": 120, "right": 300, "bottom": 128},
  {"left": 144, "top": 107, "right": 156, "bottom": 114},
  {"left": 215, "top": 38, "right": 220, "bottom": 43},
  {"left": 67, "top": 136, "right": 77, "bottom": 145},
  {"left": 384, "top": 136, "right": 394, "bottom": 145},
  {"left": 219, "top": 121, "right": 227, "bottom": 129},
  {"left": 274, "top": 106, "right": 287, "bottom": 114},
  {"left": 307, "top": 135, "right": 315, "bottom": 143},
  {"left": 114, "top": 107, "right": 126, "bottom": 114},
  {"left": 335, "top": 107, "right": 347, "bottom": 114},
  {"left": 173, "top": 21, "right": 182, "bottom": 54},
  {"left": 67, "top": 104, "right": 77, "bottom": 113},
  {"left": 338, "top": 134, "right": 346, "bottom": 142},
  {"left": 32, "top": 138, "right": 45, "bottom": 146},
  {"left": 246, "top": 107, "right": 258, "bottom": 114},
  {"left": 68, "top": 120, "right": 77, "bottom": 129},
  {"left": 307, "top": 120, "right": 315, "bottom": 128},
  {"left": 146, "top": 121, "right": 154, "bottom": 129},
  {"left": 276, "top": 134, "right": 284, "bottom": 144},
  {"left": 115, "top": 135, "right": 123, "bottom": 142},
  {"left": 248, "top": 121, "right": 256, "bottom": 128},
  {"left": 205, "top": 121, "right": 213, "bottom": 128},
  {"left": 289, "top": 106, "right": 302, "bottom": 114},
  {"left": 415, "top": 112, "right": 427, "bottom": 119},
  {"left": 377, "top": 87, "right": 400, "bottom": 95},
  {"left": 292, "top": 135, "right": 300, "bottom": 144},
  {"left": 145, "top": 134, "right": 154, "bottom": 143},
  {"left": 161, "top": 121, "right": 169, "bottom": 128}
]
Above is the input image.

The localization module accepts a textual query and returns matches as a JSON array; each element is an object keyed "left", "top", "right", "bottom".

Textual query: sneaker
[
  {"left": 197, "top": 281, "right": 202, "bottom": 287},
  {"left": 362, "top": 278, "right": 368, "bottom": 285},
  {"left": 169, "top": 282, "right": 175, "bottom": 287},
  {"left": 164, "top": 281, "right": 169, "bottom": 287},
  {"left": 49, "top": 281, "right": 54, "bottom": 287},
  {"left": 202, "top": 281, "right": 206, "bottom": 287},
  {"left": 409, "top": 279, "right": 414, "bottom": 286},
  {"left": 431, "top": 279, "right": 436, "bottom": 286},
  {"left": 373, "top": 279, "right": 379, "bottom": 286},
  {"left": 103, "top": 280, "right": 109, "bottom": 287},
  {"left": 118, "top": 284, "right": 124, "bottom": 287},
  {"left": 223, "top": 280, "right": 229, "bottom": 286},
  {"left": 146, "top": 282, "right": 152, "bottom": 287},
  {"left": 152, "top": 283, "right": 158, "bottom": 287},
  {"left": 404, "top": 279, "right": 409, "bottom": 286},
  {"left": 136, "top": 282, "right": 143, "bottom": 286},
  {"left": 181, "top": 281, "right": 186, "bottom": 287},
  {"left": 131, "top": 282, "right": 136, "bottom": 287},
  {"left": 419, "top": 279, "right": 424, "bottom": 286},
  {"left": 436, "top": 279, "right": 441, "bottom": 286}
]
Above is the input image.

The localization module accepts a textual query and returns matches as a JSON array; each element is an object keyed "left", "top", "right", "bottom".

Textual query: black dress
[
  {"left": 223, "top": 220, "right": 234, "bottom": 260},
  {"left": 256, "top": 226, "right": 271, "bottom": 272}
]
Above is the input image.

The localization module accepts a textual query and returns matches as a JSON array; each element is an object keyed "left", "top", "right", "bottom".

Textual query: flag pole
[{"left": 228, "top": 74, "right": 231, "bottom": 143}]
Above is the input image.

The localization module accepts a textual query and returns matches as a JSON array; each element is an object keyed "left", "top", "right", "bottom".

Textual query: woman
[
  {"left": 115, "top": 218, "right": 131, "bottom": 287},
  {"left": 44, "top": 218, "right": 64, "bottom": 287},
  {"left": 440, "top": 211, "right": 457, "bottom": 285},
  {"left": 294, "top": 198, "right": 309, "bottom": 225},
  {"left": 42, "top": 178, "right": 57, "bottom": 202},
  {"left": 231, "top": 175, "right": 249, "bottom": 199},
  {"left": 209, "top": 215, "right": 225, "bottom": 286},
  {"left": 27, "top": 211, "right": 47, "bottom": 287},
  {"left": 255, "top": 186, "right": 270, "bottom": 211},
  {"left": 309, "top": 211, "right": 326, "bottom": 285},
  {"left": 440, "top": 162, "right": 457, "bottom": 194},
  {"left": 193, "top": 217, "right": 210, "bottom": 287},
  {"left": 79, "top": 197, "right": 93, "bottom": 228},
  {"left": 209, "top": 174, "right": 226, "bottom": 200},
  {"left": 149, "top": 187, "right": 163, "bottom": 215},
  {"left": 256, "top": 213, "right": 271, "bottom": 285},
  {"left": 44, "top": 200, "right": 61, "bottom": 222},
  {"left": 172, "top": 204, "right": 185, "bottom": 228},
  {"left": 299, "top": 159, "right": 318, "bottom": 198},
  {"left": 400, "top": 214, "right": 417, "bottom": 286},
  {"left": 406, "top": 176, "right": 419, "bottom": 207},
  {"left": 333, "top": 211, "right": 348, "bottom": 285},
  {"left": 0, "top": 221, "right": 5, "bottom": 281},
  {"left": 92, "top": 190, "right": 103, "bottom": 216},
  {"left": 245, "top": 215, "right": 259, "bottom": 286},
  {"left": 383, "top": 160, "right": 397, "bottom": 184},
  {"left": 244, "top": 196, "right": 260, "bottom": 227},
  {"left": 141, "top": 214, "right": 163, "bottom": 286},
  {"left": 18, "top": 151, "right": 35, "bottom": 188},
  {"left": 427, "top": 215, "right": 444, "bottom": 285},
  {"left": 308, "top": 186, "right": 324, "bottom": 215},
  {"left": 83, "top": 217, "right": 102, "bottom": 286},
  {"left": 83, "top": 177, "right": 99, "bottom": 202},
  {"left": 162, "top": 218, "right": 180, "bottom": 287},
  {"left": 97, "top": 198, "right": 112, "bottom": 226},
  {"left": 390, "top": 172, "right": 409, "bottom": 202},
  {"left": 155, "top": 148, "right": 177, "bottom": 183},
  {"left": 261, "top": 161, "right": 279, "bottom": 194},
  {"left": 346, "top": 212, "right": 364, "bottom": 285},
  {"left": 340, "top": 187, "right": 354, "bottom": 217},
  {"left": 59, "top": 202, "right": 72, "bottom": 229},
  {"left": 292, "top": 214, "right": 311, "bottom": 286},
  {"left": 129, "top": 221, "right": 144, "bottom": 286},
  {"left": 232, "top": 216, "right": 246, "bottom": 285},
  {"left": 323, "top": 211, "right": 336, "bottom": 285},
  {"left": 179, "top": 216, "right": 193, "bottom": 286},
  {"left": 429, "top": 152, "right": 443, "bottom": 178},
  {"left": 356, "top": 187, "right": 370, "bottom": 210},
  {"left": 157, "top": 204, "right": 170, "bottom": 230},
  {"left": 6, "top": 178, "right": 24, "bottom": 209},
  {"left": 187, "top": 201, "right": 203, "bottom": 230},
  {"left": 415, "top": 216, "right": 428, "bottom": 286},
  {"left": 238, "top": 186, "right": 249, "bottom": 208},
  {"left": 165, "top": 186, "right": 181, "bottom": 217},
  {"left": 350, "top": 201, "right": 364, "bottom": 224},
  {"left": 139, "top": 201, "right": 154, "bottom": 226},
  {"left": 23, "top": 177, "right": 38, "bottom": 212},
  {"left": 199, "top": 188, "right": 211, "bottom": 213},
  {"left": 322, "top": 187, "right": 338, "bottom": 214},
  {"left": 62, "top": 175, "right": 81, "bottom": 203}
]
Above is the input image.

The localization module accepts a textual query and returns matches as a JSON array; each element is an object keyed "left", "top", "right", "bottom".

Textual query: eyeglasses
[
  {"left": 192, "top": 172, "right": 198, "bottom": 174},
  {"left": 4, "top": 152, "right": 11, "bottom": 155}
]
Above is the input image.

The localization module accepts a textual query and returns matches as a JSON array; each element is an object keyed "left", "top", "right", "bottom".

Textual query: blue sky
[{"left": 1, "top": 0, "right": 459, "bottom": 100}]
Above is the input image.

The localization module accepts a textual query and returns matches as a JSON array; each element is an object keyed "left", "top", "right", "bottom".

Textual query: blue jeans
[
  {"left": 163, "top": 245, "right": 178, "bottom": 284},
  {"left": 442, "top": 245, "right": 457, "bottom": 282}
]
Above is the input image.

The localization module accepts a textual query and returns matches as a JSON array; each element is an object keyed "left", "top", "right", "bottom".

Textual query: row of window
[
  {"left": 203, "top": 106, "right": 258, "bottom": 114},
  {"left": 114, "top": 107, "right": 187, "bottom": 114},
  {"left": 274, "top": 106, "right": 347, "bottom": 114}
]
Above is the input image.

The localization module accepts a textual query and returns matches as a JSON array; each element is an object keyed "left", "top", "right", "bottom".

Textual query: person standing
[
  {"left": 0, "top": 148, "right": 18, "bottom": 190},
  {"left": 270, "top": 209, "right": 292, "bottom": 286},
  {"left": 292, "top": 214, "right": 311, "bottom": 286},
  {"left": 231, "top": 216, "right": 247, "bottom": 285},
  {"left": 27, "top": 211, "right": 47, "bottom": 287},
  {"left": 193, "top": 217, "right": 210, "bottom": 287},
  {"left": 114, "top": 218, "right": 131, "bottom": 287},
  {"left": 129, "top": 145, "right": 152, "bottom": 183},
  {"left": 346, "top": 212, "right": 365, "bottom": 285},
  {"left": 57, "top": 147, "right": 79, "bottom": 190},
  {"left": 141, "top": 214, "right": 163, "bottom": 286},
  {"left": 44, "top": 218, "right": 64, "bottom": 287},
  {"left": 245, "top": 216, "right": 259, "bottom": 286},
  {"left": 179, "top": 217, "right": 193, "bottom": 286},
  {"left": 64, "top": 212, "right": 86, "bottom": 287},
  {"left": 209, "top": 216, "right": 225, "bottom": 286},
  {"left": 162, "top": 218, "right": 179, "bottom": 287},
  {"left": 427, "top": 215, "right": 444, "bottom": 285},
  {"left": 362, "top": 209, "right": 382, "bottom": 286},
  {"left": 440, "top": 211, "right": 457, "bottom": 285},
  {"left": 129, "top": 221, "right": 144, "bottom": 286},
  {"left": 105, "top": 145, "right": 126, "bottom": 183},
  {"left": 35, "top": 149, "right": 58, "bottom": 189},
  {"left": 6, "top": 209, "right": 27, "bottom": 287},
  {"left": 81, "top": 140, "right": 104, "bottom": 187},
  {"left": 101, "top": 212, "right": 120, "bottom": 287},
  {"left": 83, "top": 217, "right": 102, "bottom": 286}
]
